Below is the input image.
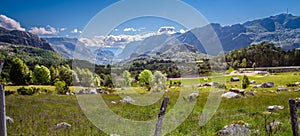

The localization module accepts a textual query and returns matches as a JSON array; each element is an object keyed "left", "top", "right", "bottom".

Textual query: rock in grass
[
  {"left": 188, "top": 92, "right": 199, "bottom": 102},
  {"left": 294, "top": 88, "right": 300, "bottom": 92},
  {"left": 120, "top": 96, "right": 135, "bottom": 103},
  {"left": 52, "top": 122, "right": 72, "bottom": 131},
  {"left": 217, "top": 123, "right": 250, "bottom": 136},
  {"left": 245, "top": 92, "right": 255, "bottom": 96},
  {"left": 267, "top": 105, "right": 284, "bottom": 112},
  {"left": 6, "top": 116, "right": 14, "bottom": 123},
  {"left": 250, "top": 80, "right": 256, "bottom": 84},
  {"left": 221, "top": 92, "right": 241, "bottom": 99},
  {"left": 277, "top": 87, "right": 287, "bottom": 92}
]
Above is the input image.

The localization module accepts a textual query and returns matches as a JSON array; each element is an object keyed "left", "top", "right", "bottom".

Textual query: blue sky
[{"left": 1, "top": 0, "right": 300, "bottom": 37}]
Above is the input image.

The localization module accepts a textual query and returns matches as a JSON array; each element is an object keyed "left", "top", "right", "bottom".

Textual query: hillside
[
  {"left": 0, "top": 42, "right": 67, "bottom": 68},
  {"left": 118, "top": 13, "right": 300, "bottom": 59},
  {"left": 0, "top": 27, "right": 55, "bottom": 51},
  {"left": 44, "top": 37, "right": 94, "bottom": 59},
  {"left": 225, "top": 42, "right": 300, "bottom": 68}
]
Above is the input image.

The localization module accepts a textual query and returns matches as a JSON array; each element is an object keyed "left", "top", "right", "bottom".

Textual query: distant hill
[
  {"left": 0, "top": 27, "right": 55, "bottom": 51},
  {"left": 176, "top": 13, "right": 300, "bottom": 52},
  {"left": 118, "top": 13, "right": 300, "bottom": 59},
  {"left": 44, "top": 37, "right": 93, "bottom": 59},
  {"left": 0, "top": 42, "right": 67, "bottom": 68},
  {"left": 225, "top": 42, "right": 300, "bottom": 68}
]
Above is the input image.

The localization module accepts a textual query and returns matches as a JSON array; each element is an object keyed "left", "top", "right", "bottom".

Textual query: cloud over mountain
[
  {"left": 0, "top": 14, "right": 25, "bottom": 31},
  {"left": 29, "top": 25, "right": 57, "bottom": 35},
  {"left": 79, "top": 33, "right": 156, "bottom": 47}
]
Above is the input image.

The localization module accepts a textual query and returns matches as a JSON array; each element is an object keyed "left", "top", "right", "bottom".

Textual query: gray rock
[
  {"left": 230, "top": 77, "right": 240, "bottom": 82},
  {"left": 260, "top": 82, "right": 274, "bottom": 88},
  {"left": 52, "top": 122, "right": 72, "bottom": 131},
  {"left": 246, "top": 92, "right": 255, "bottom": 96},
  {"left": 6, "top": 116, "right": 14, "bottom": 123},
  {"left": 120, "top": 96, "right": 135, "bottom": 103},
  {"left": 267, "top": 105, "right": 284, "bottom": 112},
  {"left": 294, "top": 88, "right": 300, "bottom": 92},
  {"left": 250, "top": 80, "right": 256, "bottom": 84},
  {"left": 222, "top": 92, "right": 241, "bottom": 99},
  {"left": 217, "top": 123, "right": 251, "bottom": 136},
  {"left": 188, "top": 92, "right": 199, "bottom": 102},
  {"left": 277, "top": 87, "right": 287, "bottom": 92}
]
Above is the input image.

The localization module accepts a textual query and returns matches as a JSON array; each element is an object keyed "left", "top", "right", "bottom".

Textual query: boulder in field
[
  {"left": 250, "top": 80, "right": 256, "bottom": 84},
  {"left": 188, "top": 92, "right": 199, "bottom": 102},
  {"left": 217, "top": 123, "right": 250, "bottom": 136},
  {"left": 295, "top": 82, "right": 300, "bottom": 86},
  {"left": 120, "top": 96, "right": 135, "bottom": 103},
  {"left": 222, "top": 92, "right": 241, "bottom": 99},
  {"left": 267, "top": 105, "right": 284, "bottom": 112},
  {"left": 277, "top": 87, "right": 287, "bottom": 92},
  {"left": 230, "top": 77, "right": 240, "bottom": 82},
  {"left": 260, "top": 82, "right": 274, "bottom": 88},
  {"left": 294, "top": 88, "right": 300, "bottom": 92},
  {"left": 246, "top": 92, "right": 255, "bottom": 96}
]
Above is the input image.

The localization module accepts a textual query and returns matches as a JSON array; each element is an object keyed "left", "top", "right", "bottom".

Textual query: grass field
[{"left": 4, "top": 71, "right": 300, "bottom": 135}]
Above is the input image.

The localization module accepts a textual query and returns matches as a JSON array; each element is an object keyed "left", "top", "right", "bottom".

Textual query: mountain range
[
  {"left": 0, "top": 13, "right": 300, "bottom": 64},
  {"left": 118, "top": 13, "right": 300, "bottom": 59}
]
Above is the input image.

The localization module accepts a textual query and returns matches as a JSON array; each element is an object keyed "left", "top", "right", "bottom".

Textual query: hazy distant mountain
[
  {"left": 119, "top": 13, "right": 300, "bottom": 59},
  {"left": 0, "top": 27, "right": 55, "bottom": 51},
  {"left": 176, "top": 13, "right": 300, "bottom": 52},
  {"left": 44, "top": 37, "right": 94, "bottom": 59}
]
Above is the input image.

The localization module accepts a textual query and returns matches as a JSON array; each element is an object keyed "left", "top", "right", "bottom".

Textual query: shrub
[
  {"left": 5, "top": 90, "right": 16, "bottom": 96},
  {"left": 242, "top": 75, "right": 250, "bottom": 89},
  {"left": 286, "top": 83, "right": 297, "bottom": 87},
  {"left": 54, "top": 79, "right": 70, "bottom": 94},
  {"left": 17, "top": 87, "right": 37, "bottom": 95}
]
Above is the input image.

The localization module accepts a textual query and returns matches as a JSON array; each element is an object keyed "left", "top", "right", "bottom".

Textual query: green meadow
[{"left": 4, "top": 71, "right": 300, "bottom": 135}]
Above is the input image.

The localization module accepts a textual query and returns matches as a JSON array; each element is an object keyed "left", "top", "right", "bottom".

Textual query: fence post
[
  {"left": 154, "top": 97, "right": 169, "bottom": 136},
  {"left": 289, "top": 99, "right": 299, "bottom": 136},
  {"left": 0, "top": 84, "right": 6, "bottom": 136}
]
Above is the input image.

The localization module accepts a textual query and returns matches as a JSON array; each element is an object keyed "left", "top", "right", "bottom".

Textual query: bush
[
  {"left": 242, "top": 75, "right": 250, "bottom": 89},
  {"left": 5, "top": 90, "right": 16, "bottom": 96},
  {"left": 215, "top": 83, "right": 226, "bottom": 89},
  {"left": 286, "top": 83, "right": 297, "bottom": 87},
  {"left": 17, "top": 87, "right": 37, "bottom": 95},
  {"left": 54, "top": 79, "right": 70, "bottom": 94}
]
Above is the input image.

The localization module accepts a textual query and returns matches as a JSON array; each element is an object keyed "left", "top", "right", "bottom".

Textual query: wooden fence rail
[{"left": 154, "top": 96, "right": 169, "bottom": 136}]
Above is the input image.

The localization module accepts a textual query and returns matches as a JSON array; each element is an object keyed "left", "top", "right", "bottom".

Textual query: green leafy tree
[
  {"left": 54, "top": 78, "right": 70, "bottom": 94},
  {"left": 49, "top": 66, "right": 59, "bottom": 84},
  {"left": 151, "top": 71, "right": 167, "bottom": 92},
  {"left": 94, "top": 74, "right": 101, "bottom": 87},
  {"left": 58, "top": 65, "right": 73, "bottom": 86},
  {"left": 122, "top": 70, "right": 132, "bottom": 87},
  {"left": 32, "top": 65, "right": 51, "bottom": 85},
  {"left": 241, "top": 58, "right": 247, "bottom": 68},
  {"left": 242, "top": 75, "right": 250, "bottom": 89},
  {"left": 9, "top": 58, "right": 31, "bottom": 85},
  {"left": 138, "top": 69, "right": 153, "bottom": 90},
  {"left": 252, "top": 62, "right": 256, "bottom": 71}
]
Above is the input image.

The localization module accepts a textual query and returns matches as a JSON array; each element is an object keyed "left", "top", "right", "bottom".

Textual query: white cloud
[
  {"left": 114, "top": 28, "right": 118, "bottom": 31},
  {"left": 79, "top": 32, "right": 156, "bottom": 47},
  {"left": 71, "top": 28, "right": 82, "bottom": 34},
  {"left": 60, "top": 28, "right": 67, "bottom": 31},
  {"left": 0, "top": 14, "right": 25, "bottom": 31},
  {"left": 29, "top": 25, "right": 57, "bottom": 35},
  {"left": 179, "top": 29, "right": 186, "bottom": 33},
  {"left": 158, "top": 26, "right": 175, "bottom": 34},
  {"left": 79, "top": 26, "right": 185, "bottom": 47},
  {"left": 123, "top": 27, "right": 136, "bottom": 32}
]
